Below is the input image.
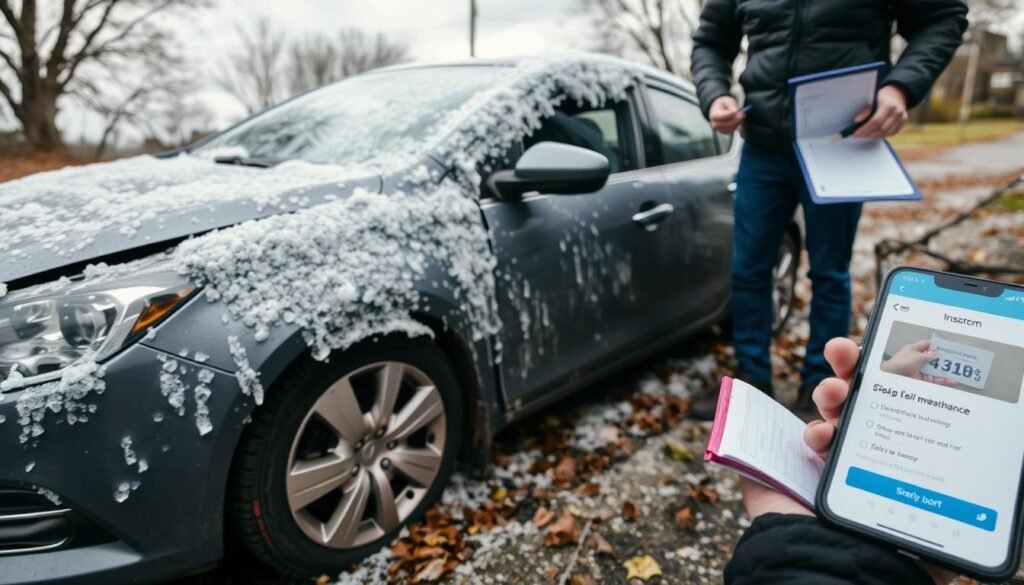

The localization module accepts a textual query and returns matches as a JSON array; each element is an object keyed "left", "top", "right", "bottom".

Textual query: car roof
[{"left": 373, "top": 53, "right": 696, "bottom": 95}]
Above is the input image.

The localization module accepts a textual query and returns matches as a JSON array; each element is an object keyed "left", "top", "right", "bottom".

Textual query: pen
[
  {"left": 832, "top": 120, "right": 866, "bottom": 141},
  {"left": 739, "top": 104, "right": 753, "bottom": 114}
]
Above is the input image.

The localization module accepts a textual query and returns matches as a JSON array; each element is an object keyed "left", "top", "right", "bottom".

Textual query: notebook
[
  {"left": 789, "top": 62, "right": 921, "bottom": 204},
  {"left": 704, "top": 377, "right": 824, "bottom": 508}
]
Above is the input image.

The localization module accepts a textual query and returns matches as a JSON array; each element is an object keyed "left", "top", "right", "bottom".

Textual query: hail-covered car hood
[{"left": 0, "top": 154, "right": 385, "bottom": 286}]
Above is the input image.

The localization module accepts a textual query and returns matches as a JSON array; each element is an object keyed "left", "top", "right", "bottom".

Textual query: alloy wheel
[{"left": 285, "top": 361, "right": 446, "bottom": 550}]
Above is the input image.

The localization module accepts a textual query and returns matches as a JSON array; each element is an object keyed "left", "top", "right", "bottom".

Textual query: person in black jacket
[
  {"left": 729, "top": 338, "right": 953, "bottom": 584},
  {"left": 688, "top": 0, "right": 968, "bottom": 421}
]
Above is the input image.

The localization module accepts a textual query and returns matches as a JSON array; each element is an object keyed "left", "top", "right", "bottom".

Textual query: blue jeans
[{"left": 732, "top": 142, "right": 861, "bottom": 386}]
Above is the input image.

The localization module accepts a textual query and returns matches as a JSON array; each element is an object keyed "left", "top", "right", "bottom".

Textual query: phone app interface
[{"left": 827, "top": 271, "right": 1024, "bottom": 568}]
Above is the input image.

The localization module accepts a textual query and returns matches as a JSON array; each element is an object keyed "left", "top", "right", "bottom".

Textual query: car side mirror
[{"left": 486, "top": 142, "right": 610, "bottom": 200}]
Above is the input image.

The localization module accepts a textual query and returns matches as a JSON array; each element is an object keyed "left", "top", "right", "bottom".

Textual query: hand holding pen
[
  {"left": 709, "top": 96, "right": 751, "bottom": 135},
  {"left": 832, "top": 85, "right": 909, "bottom": 141}
]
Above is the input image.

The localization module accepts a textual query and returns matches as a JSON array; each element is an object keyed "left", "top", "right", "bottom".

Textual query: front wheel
[{"left": 228, "top": 337, "right": 463, "bottom": 578}]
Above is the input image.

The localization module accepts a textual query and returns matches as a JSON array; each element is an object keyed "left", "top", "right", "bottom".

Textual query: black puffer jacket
[
  {"left": 691, "top": 0, "right": 968, "bottom": 150},
  {"left": 727, "top": 514, "right": 934, "bottom": 584}
]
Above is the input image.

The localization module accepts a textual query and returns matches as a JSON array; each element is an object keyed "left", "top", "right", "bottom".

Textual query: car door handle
[{"left": 632, "top": 203, "right": 674, "bottom": 228}]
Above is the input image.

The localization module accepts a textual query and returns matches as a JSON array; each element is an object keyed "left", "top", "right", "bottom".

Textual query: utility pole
[
  {"left": 469, "top": 0, "right": 478, "bottom": 57},
  {"left": 959, "top": 33, "right": 980, "bottom": 125}
]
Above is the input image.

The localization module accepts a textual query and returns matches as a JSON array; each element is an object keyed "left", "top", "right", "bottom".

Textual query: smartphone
[{"left": 818, "top": 267, "right": 1024, "bottom": 581}]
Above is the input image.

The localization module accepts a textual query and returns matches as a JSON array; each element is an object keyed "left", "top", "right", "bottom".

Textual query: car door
[
  {"left": 482, "top": 91, "right": 680, "bottom": 404},
  {"left": 640, "top": 81, "right": 736, "bottom": 326}
]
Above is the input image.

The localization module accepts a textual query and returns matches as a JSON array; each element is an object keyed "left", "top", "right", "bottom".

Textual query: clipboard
[{"left": 788, "top": 62, "right": 921, "bottom": 204}]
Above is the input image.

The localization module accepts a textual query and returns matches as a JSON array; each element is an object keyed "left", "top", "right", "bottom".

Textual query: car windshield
[{"left": 195, "top": 66, "right": 509, "bottom": 168}]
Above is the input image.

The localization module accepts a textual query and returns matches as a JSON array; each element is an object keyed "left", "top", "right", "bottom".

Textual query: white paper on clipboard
[{"left": 789, "top": 64, "right": 919, "bottom": 202}]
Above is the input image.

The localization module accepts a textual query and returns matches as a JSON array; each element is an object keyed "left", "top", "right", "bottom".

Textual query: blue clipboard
[{"left": 788, "top": 62, "right": 921, "bottom": 204}]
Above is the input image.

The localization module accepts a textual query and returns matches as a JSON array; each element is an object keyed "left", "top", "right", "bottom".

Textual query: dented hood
[{"left": 0, "top": 154, "right": 383, "bottom": 286}]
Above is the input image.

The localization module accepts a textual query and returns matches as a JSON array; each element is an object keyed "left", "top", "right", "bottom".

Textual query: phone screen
[{"left": 824, "top": 269, "right": 1024, "bottom": 571}]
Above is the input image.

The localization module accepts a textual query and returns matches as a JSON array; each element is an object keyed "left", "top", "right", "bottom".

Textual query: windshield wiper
[{"left": 213, "top": 155, "right": 284, "bottom": 168}]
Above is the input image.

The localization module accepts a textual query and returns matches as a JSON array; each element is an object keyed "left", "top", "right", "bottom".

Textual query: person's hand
[
  {"left": 881, "top": 340, "right": 957, "bottom": 386},
  {"left": 709, "top": 95, "right": 746, "bottom": 134},
  {"left": 852, "top": 85, "right": 908, "bottom": 139},
  {"left": 739, "top": 337, "right": 955, "bottom": 585}
]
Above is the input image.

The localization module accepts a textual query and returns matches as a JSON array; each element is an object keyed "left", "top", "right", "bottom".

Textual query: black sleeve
[
  {"left": 885, "top": 0, "right": 969, "bottom": 107},
  {"left": 690, "top": 0, "right": 742, "bottom": 118},
  {"left": 725, "top": 514, "right": 934, "bottom": 585}
]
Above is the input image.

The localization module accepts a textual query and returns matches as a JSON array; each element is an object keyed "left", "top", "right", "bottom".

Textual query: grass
[
  {"left": 991, "top": 191, "right": 1024, "bottom": 212},
  {"left": 888, "top": 119, "right": 1024, "bottom": 151}
]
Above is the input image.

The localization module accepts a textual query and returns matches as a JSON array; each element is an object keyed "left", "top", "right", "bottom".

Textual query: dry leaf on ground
[
  {"left": 543, "top": 511, "right": 579, "bottom": 547},
  {"left": 533, "top": 505, "right": 555, "bottom": 528},
  {"left": 623, "top": 555, "right": 662, "bottom": 581},
  {"left": 665, "top": 440, "right": 694, "bottom": 462},
  {"left": 590, "top": 532, "right": 615, "bottom": 556},
  {"left": 674, "top": 506, "right": 694, "bottom": 530},
  {"left": 622, "top": 501, "right": 640, "bottom": 521},
  {"left": 554, "top": 456, "right": 577, "bottom": 482},
  {"left": 570, "top": 574, "right": 597, "bottom": 585}
]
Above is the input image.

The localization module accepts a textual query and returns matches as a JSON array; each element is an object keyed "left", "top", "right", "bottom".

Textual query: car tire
[
  {"left": 227, "top": 336, "right": 463, "bottom": 578},
  {"left": 771, "top": 229, "right": 800, "bottom": 336}
]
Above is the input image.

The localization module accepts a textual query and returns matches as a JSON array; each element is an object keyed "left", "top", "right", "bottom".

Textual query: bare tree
[
  {"left": 967, "top": 0, "right": 1017, "bottom": 34},
  {"left": 579, "top": 0, "right": 704, "bottom": 76},
  {"left": 216, "top": 17, "right": 287, "bottom": 115},
  {"left": 287, "top": 29, "right": 409, "bottom": 94},
  {"left": 219, "top": 20, "right": 410, "bottom": 114},
  {"left": 0, "top": 0, "right": 203, "bottom": 151}
]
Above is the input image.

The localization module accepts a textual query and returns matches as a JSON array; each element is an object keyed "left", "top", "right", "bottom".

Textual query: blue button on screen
[{"left": 846, "top": 467, "right": 997, "bottom": 531}]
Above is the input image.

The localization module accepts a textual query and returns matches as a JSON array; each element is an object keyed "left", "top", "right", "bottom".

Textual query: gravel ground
[{"left": 183, "top": 132, "right": 1024, "bottom": 585}]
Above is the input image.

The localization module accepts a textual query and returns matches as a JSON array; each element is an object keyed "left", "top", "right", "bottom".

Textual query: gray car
[{"left": 0, "top": 56, "right": 799, "bottom": 583}]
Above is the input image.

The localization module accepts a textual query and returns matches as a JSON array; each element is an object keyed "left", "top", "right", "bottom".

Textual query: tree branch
[
  {"left": 0, "top": 74, "right": 20, "bottom": 118},
  {"left": 0, "top": 0, "right": 20, "bottom": 39},
  {"left": 0, "top": 43, "right": 17, "bottom": 72},
  {"left": 59, "top": 0, "right": 179, "bottom": 89},
  {"left": 45, "top": 0, "right": 79, "bottom": 82}
]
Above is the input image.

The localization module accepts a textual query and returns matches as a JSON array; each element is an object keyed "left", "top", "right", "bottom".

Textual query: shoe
[
  {"left": 691, "top": 377, "right": 774, "bottom": 421},
  {"left": 793, "top": 381, "right": 820, "bottom": 422}
]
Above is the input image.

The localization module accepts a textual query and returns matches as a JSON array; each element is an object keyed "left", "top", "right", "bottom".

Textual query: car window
[
  {"left": 646, "top": 88, "right": 717, "bottom": 165},
  {"left": 523, "top": 101, "right": 635, "bottom": 173}
]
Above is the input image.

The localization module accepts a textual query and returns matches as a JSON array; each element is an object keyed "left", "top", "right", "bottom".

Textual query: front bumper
[{"left": 0, "top": 343, "right": 249, "bottom": 584}]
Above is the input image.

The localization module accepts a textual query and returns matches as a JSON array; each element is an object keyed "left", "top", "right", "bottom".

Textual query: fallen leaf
[
  {"left": 622, "top": 501, "right": 640, "bottom": 521},
  {"left": 422, "top": 533, "right": 448, "bottom": 547},
  {"left": 491, "top": 486, "right": 508, "bottom": 501},
  {"left": 544, "top": 511, "right": 579, "bottom": 547},
  {"left": 665, "top": 440, "right": 694, "bottom": 462},
  {"left": 570, "top": 574, "right": 597, "bottom": 585},
  {"left": 623, "top": 555, "right": 662, "bottom": 581},
  {"left": 674, "top": 506, "right": 694, "bottom": 530},
  {"left": 533, "top": 505, "right": 555, "bottom": 528},
  {"left": 413, "top": 546, "right": 447, "bottom": 560},
  {"left": 554, "top": 456, "right": 577, "bottom": 482},
  {"left": 687, "top": 482, "right": 719, "bottom": 504},
  {"left": 590, "top": 532, "right": 615, "bottom": 556},
  {"left": 574, "top": 482, "right": 600, "bottom": 496},
  {"left": 414, "top": 557, "right": 447, "bottom": 582}
]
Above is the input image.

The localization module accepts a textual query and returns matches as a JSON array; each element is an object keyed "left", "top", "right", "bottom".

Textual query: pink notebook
[{"left": 704, "top": 377, "right": 823, "bottom": 509}]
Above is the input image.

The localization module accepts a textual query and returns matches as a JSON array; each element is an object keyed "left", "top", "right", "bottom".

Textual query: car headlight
[{"left": 0, "top": 269, "right": 195, "bottom": 388}]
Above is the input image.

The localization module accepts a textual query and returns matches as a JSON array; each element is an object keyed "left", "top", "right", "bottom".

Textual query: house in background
[{"left": 919, "top": 29, "right": 1024, "bottom": 122}]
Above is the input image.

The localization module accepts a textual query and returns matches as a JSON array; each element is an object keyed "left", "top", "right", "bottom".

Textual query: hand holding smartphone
[{"left": 818, "top": 268, "right": 1024, "bottom": 581}]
